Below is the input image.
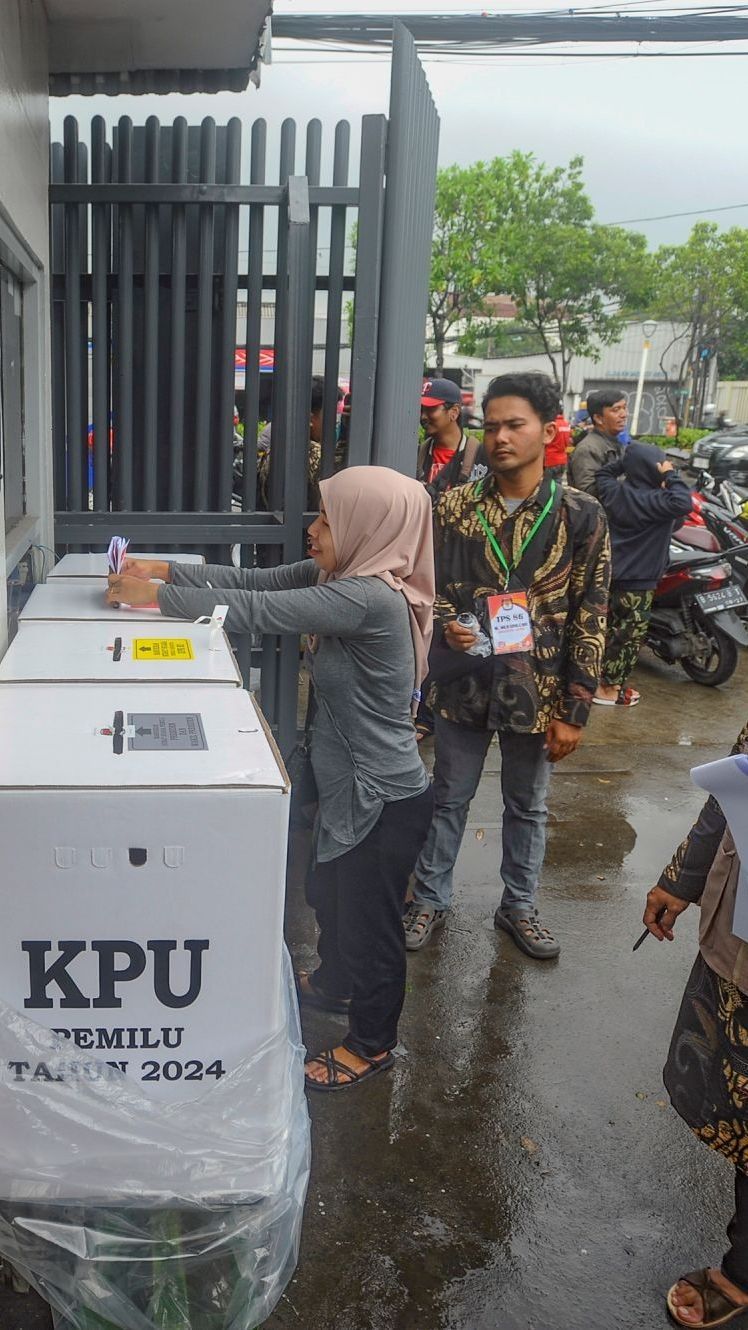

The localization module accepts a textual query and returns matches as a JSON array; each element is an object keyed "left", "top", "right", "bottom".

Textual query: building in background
[{"left": 442, "top": 319, "right": 716, "bottom": 435}]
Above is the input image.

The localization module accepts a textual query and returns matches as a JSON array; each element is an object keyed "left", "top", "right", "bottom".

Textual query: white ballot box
[
  {"left": 49, "top": 552, "right": 205, "bottom": 579},
  {"left": 20, "top": 580, "right": 186, "bottom": 623},
  {"left": 0, "top": 622, "right": 242, "bottom": 686},
  {"left": 0, "top": 685, "right": 289, "bottom": 1110}
]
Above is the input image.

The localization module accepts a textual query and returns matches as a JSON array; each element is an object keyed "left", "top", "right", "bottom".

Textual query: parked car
[
  {"left": 709, "top": 437, "right": 748, "bottom": 489},
  {"left": 690, "top": 426, "right": 748, "bottom": 474}
]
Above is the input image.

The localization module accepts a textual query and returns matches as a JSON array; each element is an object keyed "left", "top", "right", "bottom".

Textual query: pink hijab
[{"left": 318, "top": 466, "right": 435, "bottom": 692}]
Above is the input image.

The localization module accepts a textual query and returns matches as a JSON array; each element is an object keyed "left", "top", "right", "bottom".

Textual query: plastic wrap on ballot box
[{"left": 0, "top": 950, "right": 310, "bottom": 1330}]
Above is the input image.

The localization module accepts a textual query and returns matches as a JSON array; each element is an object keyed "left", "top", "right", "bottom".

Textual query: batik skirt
[{"left": 664, "top": 952, "right": 748, "bottom": 1173}]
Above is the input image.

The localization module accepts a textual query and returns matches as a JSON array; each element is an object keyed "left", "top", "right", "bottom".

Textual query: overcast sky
[{"left": 49, "top": 0, "right": 748, "bottom": 249}]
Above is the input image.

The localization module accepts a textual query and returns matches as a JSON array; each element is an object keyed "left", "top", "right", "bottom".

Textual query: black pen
[{"left": 633, "top": 908, "right": 666, "bottom": 952}]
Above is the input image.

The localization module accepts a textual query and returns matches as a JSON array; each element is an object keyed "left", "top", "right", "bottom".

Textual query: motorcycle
[
  {"left": 673, "top": 475, "right": 748, "bottom": 601},
  {"left": 647, "top": 541, "right": 748, "bottom": 685}
]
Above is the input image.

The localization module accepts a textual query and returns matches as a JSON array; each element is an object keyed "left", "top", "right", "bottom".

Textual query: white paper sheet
[
  {"left": 107, "top": 534, "right": 129, "bottom": 573},
  {"left": 691, "top": 754, "right": 748, "bottom": 942}
]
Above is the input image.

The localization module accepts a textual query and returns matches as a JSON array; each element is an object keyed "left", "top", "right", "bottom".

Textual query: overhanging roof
[{"left": 48, "top": 0, "right": 273, "bottom": 96}]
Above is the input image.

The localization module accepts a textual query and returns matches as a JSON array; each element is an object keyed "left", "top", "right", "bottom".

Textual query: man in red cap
[{"left": 418, "top": 378, "right": 485, "bottom": 501}]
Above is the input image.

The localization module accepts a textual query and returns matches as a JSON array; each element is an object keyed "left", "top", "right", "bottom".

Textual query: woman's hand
[
  {"left": 106, "top": 575, "right": 161, "bottom": 607},
  {"left": 121, "top": 558, "right": 170, "bottom": 582},
  {"left": 444, "top": 619, "right": 478, "bottom": 653},
  {"left": 643, "top": 885, "right": 690, "bottom": 941}
]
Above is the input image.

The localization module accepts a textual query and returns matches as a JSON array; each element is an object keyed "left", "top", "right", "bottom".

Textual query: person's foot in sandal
[
  {"left": 304, "top": 1044, "right": 394, "bottom": 1093},
  {"left": 295, "top": 970, "right": 350, "bottom": 1014},
  {"left": 592, "top": 684, "right": 641, "bottom": 707},
  {"left": 403, "top": 900, "right": 447, "bottom": 951},
  {"left": 494, "top": 907, "right": 560, "bottom": 960},
  {"left": 667, "top": 1267, "right": 748, "bottom": 1326}
]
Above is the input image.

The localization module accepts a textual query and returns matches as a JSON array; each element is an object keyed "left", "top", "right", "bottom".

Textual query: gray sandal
[
  {"left": 404, "top": 901, "right": 447, "bottom": 952},
  {"left": 494, "top": 908, "right": 560, "bottom": 960}
]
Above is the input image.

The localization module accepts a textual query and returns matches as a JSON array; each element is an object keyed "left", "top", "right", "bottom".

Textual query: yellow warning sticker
[{"left": 132, "top": 638, "right": 195, "bottom": 661}]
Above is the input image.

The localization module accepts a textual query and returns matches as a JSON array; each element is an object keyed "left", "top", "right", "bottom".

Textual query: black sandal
[
  {"left": 304, "top": 1047, "right": 395, "bottom": 1093},
  {"left": 667, "top": 1269, "right": 748, "bottom": 1327},
  {"left": 295, "top": 971, "right": 351, "bottom": 1015}
]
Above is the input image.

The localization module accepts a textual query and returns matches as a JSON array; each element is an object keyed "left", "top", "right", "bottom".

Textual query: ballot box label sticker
[
  {"left": 127, "top": 713, "right": 207, "bottom": 751},
  {"left": 132, "top": 638, "right": 195, "bottom": 661}
]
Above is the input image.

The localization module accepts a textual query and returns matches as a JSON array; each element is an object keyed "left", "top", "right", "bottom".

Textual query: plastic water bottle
[{"left": 456, "top": 612, "right": 492, "bottom": 658}]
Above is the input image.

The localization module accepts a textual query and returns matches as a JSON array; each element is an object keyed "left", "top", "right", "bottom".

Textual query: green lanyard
[{"left": 475, "top": 479, "right": 556, "bottom": 591}]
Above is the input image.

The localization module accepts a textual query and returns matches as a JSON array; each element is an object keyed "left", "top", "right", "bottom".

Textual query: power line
[{"left": 605, "top": 202, "right": 748, "bottom": 223}]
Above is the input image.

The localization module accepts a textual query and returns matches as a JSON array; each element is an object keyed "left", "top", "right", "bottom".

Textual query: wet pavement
[{"left": 4, "top": 648, "right": 747, "bottom": 1330}]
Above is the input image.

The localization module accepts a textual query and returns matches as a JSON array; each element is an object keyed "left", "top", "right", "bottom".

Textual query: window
[{"left": 0, "top": 263, "right": 26, "bottom": 537}]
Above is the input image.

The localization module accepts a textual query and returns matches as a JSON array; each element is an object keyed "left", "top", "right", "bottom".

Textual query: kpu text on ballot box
[
  {"left": 49, "top": 552, "right": 205, "bottom": 580},
  {"left": 20, "top": 580, "right": 185, "bottom": 623},
  {"left": 0, "top": 684, "right": 309, "bottom": 1330},
  {"left": 0, "top": 621, "right": 242, "bottom": 686}
]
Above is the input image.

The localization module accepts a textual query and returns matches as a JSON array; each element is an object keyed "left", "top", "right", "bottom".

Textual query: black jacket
[{"left": 596, "top": 444, "right": 693, "bottom": 590}]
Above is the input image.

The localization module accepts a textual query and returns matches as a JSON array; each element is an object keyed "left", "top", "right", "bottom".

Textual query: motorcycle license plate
[
  {"left": 695, "top": 584, "right": 748, "bottom": 613},
  {"left": 691, "top": 457, "right": 709, "bottom": 469}
]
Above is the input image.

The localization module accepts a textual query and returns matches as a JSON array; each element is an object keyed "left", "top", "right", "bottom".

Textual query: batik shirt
[
  {"left": 429, "top": 475, "right": 611, "bottom": 734},
  {"left": 659, "top": 720, "right": 748, "bottom": 903}
]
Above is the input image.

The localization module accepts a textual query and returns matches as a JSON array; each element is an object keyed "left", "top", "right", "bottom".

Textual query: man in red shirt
[
  {"left": 545, "top": 413, "right": 571, "bottom": 477},
  {"left": 418, "top": 379, "right": 485, "bottom": 498}
]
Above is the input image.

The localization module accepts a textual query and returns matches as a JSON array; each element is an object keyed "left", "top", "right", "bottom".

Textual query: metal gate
[{"left": 49, "top": 23, "right": 439, "bottom": 750}]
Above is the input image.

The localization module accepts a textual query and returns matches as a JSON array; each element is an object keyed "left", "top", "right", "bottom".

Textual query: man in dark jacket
[
  {"left": 567, "top": 388, "right": 628, "bottom": 496},
  {"left": 594, "top": 443, "right": 693, "bottom": 706}
]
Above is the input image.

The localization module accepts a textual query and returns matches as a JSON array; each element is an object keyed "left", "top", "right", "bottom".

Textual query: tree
[
  {"left": 648, "top": 223, "right": 748, "bottom": 421},
  {"left": 427, "top": 153, "right": 651, "bottom": 392},
  {"left": 481, "top": 154, "right": 651, "bottom": 393},
  {"left": 427, "top": 163, "right": 498, "bottom": 372}
]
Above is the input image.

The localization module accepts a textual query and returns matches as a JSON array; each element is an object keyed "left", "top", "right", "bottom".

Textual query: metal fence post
[{"left": 371, "top": 22, "right": 440, "bottom": 473}]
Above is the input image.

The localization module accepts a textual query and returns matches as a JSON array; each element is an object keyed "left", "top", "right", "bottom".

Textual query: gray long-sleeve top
[{"left": 158, "top": 561, "right": 429, "bottom": 862}]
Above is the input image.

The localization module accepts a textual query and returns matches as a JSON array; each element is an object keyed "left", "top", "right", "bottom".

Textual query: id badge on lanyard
[
  {"left": 485, "top": 591, "right": 533, "bottom": 655},
  {"left": 475, "top": 480, "right": 556, "bottom": 657}
]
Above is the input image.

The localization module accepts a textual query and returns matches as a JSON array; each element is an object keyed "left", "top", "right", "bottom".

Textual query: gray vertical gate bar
[
  {"left": 267, "top": 118, "right": 296, "bottom": 513},
  {"left": 372, "top": 22, "right": 439, "bottom": 472},
  {"left": 348, "top": 115, "right": 387, "bottom": 466},
  {"left": 276, "top": 174, "right": 312, "bottom": 755},
  {"left": 193, "top": 117, "right": 217, "bottom": 509},
  {"left": 261, "top": 119, "right": 297, "bottom": 732},
  {"left": 91, "top": 116, "right": 110, "bottom": 513},
  {"left": 63, "top": 117, "right": 84, "bottom": 512},
  {"left": 50, "top": 139, "right": 67, "bottom": 512},
  {"left": 143, "top": 116, "right": 160, "bottom": 510},
  {"left": 321, "top": 120, "right": 350, "bottom": 478},
  {"left": 77, "top": 139, "right": 89, "bottom": 513},
  {"left": 242, "top": 118, "right": 266, "bottom": 511},
  {"left": 304, "top": 119, "right": 322, "bottom": 407},
  {"left": 168, "top": 117, "right": 188, "bottom": 511},
  {"left": 116, "top": 116, "right": 134, "bottom": 509},
  {"left": 217, "top": 117, "right": 242, "bottom": 512}
]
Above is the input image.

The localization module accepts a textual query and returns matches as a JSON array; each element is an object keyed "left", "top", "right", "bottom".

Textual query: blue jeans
[{"left": 413, "top": 715, "right": 551, "bottom": 915}]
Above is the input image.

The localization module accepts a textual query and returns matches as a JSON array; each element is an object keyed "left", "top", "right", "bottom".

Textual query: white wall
[
  {"left": 0, "top": 0, "right": 53, "bottom": 655},
  {"left": 716, "top": 382, "right": 748, "bottom": 425}
]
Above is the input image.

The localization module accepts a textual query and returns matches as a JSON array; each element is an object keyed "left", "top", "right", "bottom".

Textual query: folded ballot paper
[
  {"left": 107, "top": 535, "right": 129, "bottom": 574},
  {"left": 692, "top": 754, "right": 748, "bottom": 942}
]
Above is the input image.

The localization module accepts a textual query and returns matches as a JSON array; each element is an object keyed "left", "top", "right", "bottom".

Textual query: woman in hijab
[
  {"left": 107, "top": 467, "right": 435, "bottom": 1093},
  {"left": 643, "top": 720, "right": 748, "bottom": 1326}
]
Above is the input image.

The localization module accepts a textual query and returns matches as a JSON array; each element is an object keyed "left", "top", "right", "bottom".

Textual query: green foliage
[
  {"left": 458, "top": 320, "right": 546, "bottom": 359},
  {"left": 647, "top": 222, "right": 748, "bottom": 417},
  {"left": 428, "top": 153, "right": 651, "bottom": 390},
  {"left": 636, "top": 429, "right": 710, "bottom": 450}
]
